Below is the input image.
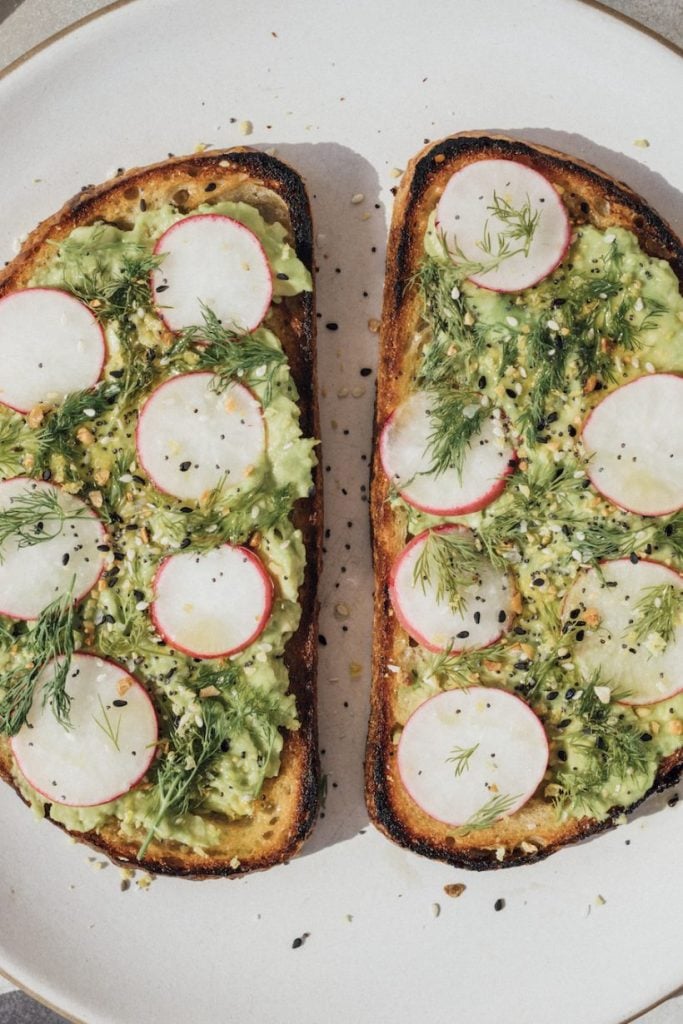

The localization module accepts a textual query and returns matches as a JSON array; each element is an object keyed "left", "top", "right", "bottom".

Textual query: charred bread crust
[
  {"left": 366, "top": 131, "right": 683, "bottom": 870},
  {"left": 0, "top": 148, "right": 321, "bottom": 878}
]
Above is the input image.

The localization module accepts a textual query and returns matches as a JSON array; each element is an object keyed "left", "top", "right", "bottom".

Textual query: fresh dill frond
[
  {"left": 137, "top": 699, "right": 232, "bottom": 858},
  {"left": 485, "top": 191, "right": 541, "bottom": 258},
  {"left": 92, "top": 694, "right": 122, "bottom": 751},
  {"left": 35, "top": 386, "right": 117, "bottom": 468},
  {"left": 153, "top": 481, "right": 294, "bottom": 552},
  {"left": 0, "top": 487, "right": 90, "bottom": 560},
  {"left": 63, "top": 248, "right": 162, "bottom": 332},
  {"left": 446, "top": 743, "right": 479, "bottom": 776},
  {"left": 422, "top": 641, "right": 509, "bottom": 688},
  {"left": 0, "top": 581, "right": 76, "bottom": 736},
  {"left": 412, "top": 529, "right": 481, "bottom": 615},
  {"left": 456, "top": 792, "right": 520, "bottom": 835},
  {"left": 553, "top": 670, "right": 652, "bottom": 816},
  {"left": 423, "top": 389, "right": 487, "bottom": 479},
  {"left": 656, "top": 511, "right": 683, "bottom": 561},
  {"left": 174, "top": 305, "right": 286, "bottom": 406},
  {"left": 139, "top": 676, "right": 294, "bottom": 857},
  {"left": 0, "top": 417, "right": 36, "bottom": 478},
  {"left": 630, "top": 584, "right": 683, "bottom": 646}
]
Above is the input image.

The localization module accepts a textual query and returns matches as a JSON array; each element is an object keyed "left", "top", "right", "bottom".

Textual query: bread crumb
[
  {"left": 239, "top": 120, "right": 253, "bottom": 137},
  {"left": 136, "top": 873, "right": 154, "bottom": 890},
  {"left": 367, "top": 318, "right": 380, "bottom": 333},
  {"left": 633, "top": 138, "right": 650, "bottom": 148},
  {"left": 389, "top": 167, "right": 403, "bottom": 179},
  {"left": 229, "top": 856, "right": 241, "bottom": 869},
  {"left": 443, "top": 883, "right": 466, "bottom": 898},
  {"left": 349, "top": 661, "right": 362, "bottom": 678},
  {"left": 595, "top": 893, "right": 606, "bottom": 906}
]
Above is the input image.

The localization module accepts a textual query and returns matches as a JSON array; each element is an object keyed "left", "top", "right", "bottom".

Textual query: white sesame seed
[
  {"left": 505, "top": 316, "right": 518, "bottom": 327},
  {"left": 351, "top": 193, "right": 364, "bottom": 204}
]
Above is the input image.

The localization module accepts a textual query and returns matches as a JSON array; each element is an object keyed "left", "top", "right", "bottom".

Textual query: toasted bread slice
[
  {"left": 366, "top": 132, "right": 683, "bottom": 869},
  {"left": 0, "top": 149, "right": 321, "bottom": 878}
]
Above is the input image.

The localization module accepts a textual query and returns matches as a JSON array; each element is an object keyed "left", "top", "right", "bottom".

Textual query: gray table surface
[{"left": 0, "top": 0, "right": 681, "bottom": 1021}]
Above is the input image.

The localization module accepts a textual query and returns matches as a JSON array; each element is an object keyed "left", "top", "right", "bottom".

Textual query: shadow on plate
[{"left": 258, "top": 141, "right": 386, "bottom": 855}]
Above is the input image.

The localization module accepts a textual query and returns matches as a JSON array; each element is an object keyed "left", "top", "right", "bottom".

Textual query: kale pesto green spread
[
  {"left": 0, "top": 200, "right": 316, "bottom": 852},
  {"left": 392, "top": 214, "right": 683, "bottom": 823}
]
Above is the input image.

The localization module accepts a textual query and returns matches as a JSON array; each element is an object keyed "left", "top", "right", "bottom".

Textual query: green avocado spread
[
  {"left": 0, "top": 199, "right": 315, "bottom": 853},
  {"left": 390, "top": 211, "right": 683, "bottom": 829}
]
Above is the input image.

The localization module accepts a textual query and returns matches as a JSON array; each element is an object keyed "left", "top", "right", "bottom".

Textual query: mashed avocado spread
[
  {"left": 392, "top": 215, "right": 683, "bottom": 823},
  {"left": 0, "top": 200, "right": 315, "bottom": 852}
]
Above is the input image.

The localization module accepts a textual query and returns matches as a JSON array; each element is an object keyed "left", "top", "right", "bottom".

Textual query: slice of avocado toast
[
  {"left": 0, "top": 148, "right": 321, "bottom": 877},
  {"left": 367, "top": 132, "right": 683, "bottom": 868}
]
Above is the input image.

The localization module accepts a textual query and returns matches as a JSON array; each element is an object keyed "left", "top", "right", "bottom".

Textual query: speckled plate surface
[{"left": 0, "top": 2, "right": 682, "bottom": 1022}]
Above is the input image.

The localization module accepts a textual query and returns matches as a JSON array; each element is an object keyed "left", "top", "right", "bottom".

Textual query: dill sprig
[
  {"left": 423, "top": 390, "right": 487, "bottom": 479},
  {"left": 656, "top": 511, "right": 683, "bottom": 561},
  {"left": 630, "top": 584, "right": 683, "bottom": 646},
  {"left": 174, "top": 305, "right": 286, "bottom": 406},
  {"left": 152, "top": 480, "right": 294, "bottom": 552},
  {"left": 436, "top": 192, "right": 542, "bottom": 281},
  {"left": 422, "top": 641, "right": 509, "bottom": 688},
  {"left": 554, "top": 671, "right": 652, "bottom": 816},
  {"left": 412, "top": 529, "right": 481, "bottom": 615},
  {"left": 62, "top": 247, "right": 162, "bottom": 332},
  {"left": 35, "top": 386, "right": 117, "bottom": 468},
  {"left": 456, "top": 792, "right": 520, "bottom": 835},
  {"left": 92, "top": 695, "right": 122, "bottom": 751},
  {"left": 446, "top": 743, "right": 479, "bottom": 776},
  {"left": 0, "top": 581, "right": 76, "bottom": 736},
  {"left": 0, "top": 417, "right": 36, "bottom": 478},
  {"left": 138, "top": 675, "right": 293, "bottom": 857},
  {"left": 0, "top": 487, "right": 90, "bottom": 559}
]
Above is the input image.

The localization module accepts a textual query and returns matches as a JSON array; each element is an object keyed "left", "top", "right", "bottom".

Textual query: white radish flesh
[
  {"left": 11, "top": 654, "right": 157, "bottom": 806},
  {"left": 582, "top": 374, "right": 683, "bottom": 516},
  {"left": 397, "top": 687, "right": 548, "bottom": 826},
  {"left": 136, "top": 372, "right": 265, "bottom": 501},
  {"left": 0, "top": 479, "right": 106, "bottom": 620},
  {"left": 0, "top": 288, "right": 105, "bottom": 413},
  {"left": 436, "top": 159, "right": 570, "bottom": 292},
  {"left": 152, "top": 214, "right": 272, "bottom": 332},
  {"left": 563, "top": 559, "right": 683, "bottom": 705},
  {"left": 151, "top": 544, "right": 273, "bottom": 658},
  {"left": 380, "top": 391, "right": 514, "bottom": 514},
  {"left": 389, "top": 525, "right": 515, "bottom": 653}
]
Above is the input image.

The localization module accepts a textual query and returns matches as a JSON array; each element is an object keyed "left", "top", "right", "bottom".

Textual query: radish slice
[
  {"left": 152, "top": 214, "right": 273, "bottom": 333},
  {"left": 0, "top": 478, "right": 106, "bottom": 621},
  {"left": 389, "top": 525, "right": 515, "bottom": 654},
  {"left": 380, "top": 391, "right": 514, "bottom": 514},
  {"left": 435, "top": 159, "right": 570, "bottom": 292},
  {"left": 0, "top": 288, "right": 105, "bottom": 413},
  {"left": 151, "top": 544, "right": 273, "bottom": 658},
  {"left": 11, "top": 653, "right": 157, "bottom": 806},
  {"left": 397, "top": 687, "right": 548, "bottom": 826},
  {"left": 563, "top": 559, "right": 683, "bottom": 705},
  {"left": 136, "top": 372, "right": 265, "bottom": 501},
  {"left": 582, "top": 374, "right": 683, "bottom": 517}
]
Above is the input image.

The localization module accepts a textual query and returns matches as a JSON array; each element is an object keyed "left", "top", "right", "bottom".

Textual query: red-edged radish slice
[
  {"left": 563, "top": 558, "right": 683, "bottom": 706},
  {"left": 136, "top": 372, "right": 265, "bottom": 501},
  {"left": 582, "top": 374, "right": 683, "bottom": 517},
  {"left": 0, "top": 478, "right": 106, "bottom": 621},
  {"left": 389, "top": 525, "right": 515, "bottom": 654},
  {"left": 435, "top": 159, "right": 570, "bottom": 292},
  {"left": 0, "top": 288, "right": 105, "bottom": 413},
  {"left": 397, "top": 687, "right": 548, "bottom": 826},
  {"left": 380, "top": 392, "right": 514, "bottom": 514},
  {"left": 152, "top": 214, "right": 273, "bottom": 333},
  {"left": 151, "top": 544, "right": 273, "bottom": 658},
  {"left": 11, "top": 654, "right": 157, "bottom": 806}
]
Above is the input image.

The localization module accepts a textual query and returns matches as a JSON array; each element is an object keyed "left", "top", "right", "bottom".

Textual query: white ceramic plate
[{"left": 0, "top": 2, "right": 682, "bottom": 1022}]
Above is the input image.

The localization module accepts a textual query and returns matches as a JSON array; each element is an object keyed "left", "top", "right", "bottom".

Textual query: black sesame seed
[
  {"left": 546, "top": 690, "right": 559, "bottom": 701},
  {"left": 497, "top": 610, "right": 506, "bottom": 623},
  {"left": 276, "top": 272, "right": 289, "bottom": 281},
  {"left": 360, "top": 367, "right": 372, "bottom": 377},
  {"left": 180, "top": 538, "right": 191, "bottom": 549},
  {"left": 629, "top": 552, "right": 639, "bottom": 564},
  {"left": 62, "top": 553, "right": 70, "bottom": 566},
  {"left": 557, "top": 749, "right": 568, "bottom": 762},
  {"left": 325, "top": 322, "right": 339, "bottom": 331},
  {"left": 318, "top": 635, "right": 327, "bottom": 646},
  {"left": 179, "top": 461, "right": 191, "bottom": 472},
  {"left": 456, "top": 630, "right": 469, "bottom": 639},
  {"left": 204, "top": 182, "right": 217, "bottom": 192},
  {"left": 113, "top": 699, "right": 128, "bottom": 707},
  {"left": 494, "top": 898, "right": 506, "bottom": 912}
]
